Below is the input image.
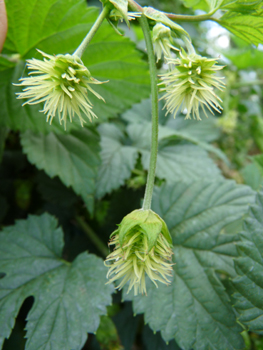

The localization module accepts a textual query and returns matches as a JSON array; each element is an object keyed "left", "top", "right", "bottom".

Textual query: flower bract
[
  {"left": 159, "top": 49, "right": 225, "bottom": 120},
  {"left": 105, "top": 209, "right": 173, "bottom": 295},
  {"left": 15, "top": 50, "right": 106, "bottom": 129},
  {"left": 153, "top": 23, "right": 178, "bottom": 62}
]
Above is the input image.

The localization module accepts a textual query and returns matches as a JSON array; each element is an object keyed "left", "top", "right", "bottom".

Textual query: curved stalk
[
  {"left": 137, "top": 13, "right": 159, "bottom": 210},
  {"left": 74, "top": 5, "right": 110, "bottom": 58}
]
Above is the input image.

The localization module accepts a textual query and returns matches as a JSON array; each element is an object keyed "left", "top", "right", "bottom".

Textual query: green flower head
[
  {"left": 105, "top": 209, "right": 173, "bottom": 296},
  {"left": 152, "top": 23, "right": 178, "bottom": 62},
  {"left": 15, "top": 50, "right": 106, "bottom": 129},
  {"left": 159, "top": 49, "right": 225, "bottom": 120}
]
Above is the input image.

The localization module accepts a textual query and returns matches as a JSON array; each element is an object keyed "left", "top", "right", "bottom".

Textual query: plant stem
[
  {"left": 137, "top": 13, "right": 159, "bottom": 210},
  {"left": 75, "top": 216, "right": 109, "bottom": 257},
  {"left": 128, "top": 0, "right": 216, "bottom": 22},
  {"left": 74, "top": 5, "right": 110, "bottom": 58}
]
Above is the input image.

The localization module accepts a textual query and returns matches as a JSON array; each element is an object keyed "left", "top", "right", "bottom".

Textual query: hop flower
[
  {"left": 159, "top": 49, "right": 225, "bottom": 120},
  {"left": 15, "top": 50, "right": 106, "bottom": 129},
  {"left": 105, "top": 209, "right": 173, "bottom": 295},
  {"left": 152, "top": 23, "right": 178, "bottom": 62}
]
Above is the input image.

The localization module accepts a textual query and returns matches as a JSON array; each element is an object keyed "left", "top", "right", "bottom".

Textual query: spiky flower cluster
[
  {"left": 105, "top": 209, "right": 173, "bottom": 295},
  {"left": 152, "top": 23, "right": 178, "bottom": 62},
  {"left": 15, "top": 50, "right": 105, "bottom": 129},
  {"left": 159, "top": 49, "right": 225, "bottom": 120}
]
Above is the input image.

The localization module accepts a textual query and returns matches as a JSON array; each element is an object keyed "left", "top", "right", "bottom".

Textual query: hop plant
[
  {"left": 152, "top": 23, "right": 178, "bottom": 62},
  {"left": 15, "top": 50, "right": 106, "bottom": 129},
  {"left": 105, "top": 209, "right": 173, "bottom": 295},
  {"left": 159, "top": 49, "right": 225, "bottom": 120}
]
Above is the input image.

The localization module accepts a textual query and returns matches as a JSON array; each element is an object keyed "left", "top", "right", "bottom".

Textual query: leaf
[
  {"left": 20, "top": 128, "right": 100, "bottom": 214},
  {"left": 218, "top": 11, "right": 263, "bottom": 46},
  {"left": 96, "top": 123, "right": 138, "bottom": 199},
  {"left": 0, "top": 213, "right": 113, "bottom": 349},
  {"left": 109, "top": 0, "right": 129, "bottom": 25},
  {"left": 224, "top": 48, "right": 263, "bottom": 69},
  {"left": 122, "top": 98, "right": 221, "bottom": 143},
  {"left": 124, "top": 179, "right": 255, "bottom": 350},
  {"left": 2, "top": 1, "right": 150, "bottom": 131},
  {"left": 181, "top": 0, "right": 223, "bottom": 12},
  {"left": 221, "top": 0, "right": 262, "bottom": 13},
  {"left": 232, "top": 189, "right": 263, "bottom": 334},
  {"left": 253, "top": 154, "right": 263, "bottom": 174},
  {"left": 127, "top": 123, "right": 223, "bottom": 183},
  {"left": 241, "top": 162, "right": 263, "bottom": 191}
]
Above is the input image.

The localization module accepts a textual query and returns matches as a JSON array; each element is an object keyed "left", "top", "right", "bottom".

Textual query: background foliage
[{"left": 1, "top": 0, "right": 263, "bottom": 349}]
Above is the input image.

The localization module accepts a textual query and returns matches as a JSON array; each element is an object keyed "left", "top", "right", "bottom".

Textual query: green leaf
[
  {"left": 0, "top": 213, "right": 113, "bottom": 349},
  {"left": 181, "top": 0, "right": 223, "bottom": 12},
  {"left": 221, "top": 0, "right": 262, "bottom": 14},
  {"left": 218, "top": 11, "right": 263, "bottom": 46},
  {"left": 96, "top": 123, "right": 138, "bottom": 199},
  {"left": 224, "top": 48, "right": 263, "bottom": 69},
  {"left": 127, "top": 123, "right": 222, "bottom": 182},
  {"left": 122, "top": 98, "right": 221, "bottom": 143},
  {"left": 253, "top": 154, "right": 263, "bottom": 173},
  {"left": 4, "top": 1, "right": 98, "bottom": 57},
  {"left": 125, "top": 179, "right": 255, "bottom": 350},
  {"left": 232, "top": 189, "right": 263, "bottom": 334},
  {"left": 2, "top": 2, "right": 150, "bottom": 131},
  {"left": 241, "top": 162, "right": 263, "bottom": 191},
  {"left": 20, "top": 128, "right": 100, "bottom": 214},
  {"left": 109, "top": 0, "right": 129, "bottom": 25}
]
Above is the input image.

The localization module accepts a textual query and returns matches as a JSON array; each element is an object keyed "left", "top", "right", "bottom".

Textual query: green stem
[
  {"left": 75, "top": 216, "right": 108, "bottom": 257},
  {"left": 128, "top": 0, "right": 217, "bottom": 22},
  {"left": 74, "top": 5, "right": 110, "bottom": 58},
  {"left": 137, "top": 13, "right": 159, "bottom": 210}
]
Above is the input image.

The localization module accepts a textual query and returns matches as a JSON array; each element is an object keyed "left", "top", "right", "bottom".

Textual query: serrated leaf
[
  {"left": 122, "top": 98, "right": 221, "bottom": 143},
  {"left": 20, "top": 128, "right": 100, "bottom": 213},
  {"left": 218, "top": 12, "right": 263, "bottom": 46},
  {"left": 232, "top": 189, "right": 263, "bottom": 334},
  {"left": 0, "top": 213, "right": 113, "bottom": 349},
  {"left": 96, "top": 124, "right": 138, "bottom": 198},
  {"left": 143, "top": 7, "right": 190, "bottom": 38},
  {"left": 221, "top": 0, "right": 262, "bottom": 13},
  {"left": 2, "top": 1, "right": 150, "bottom": 132},
  {"left": 127, "top": 123, "right": 222, "bottom": 183},
  {"left": 124, "top": 179, "right": 255, "bottom": 350}
]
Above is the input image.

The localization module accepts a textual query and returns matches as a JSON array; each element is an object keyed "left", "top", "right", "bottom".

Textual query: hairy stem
[
  {"left": 74, "top": 5, "right": 110, "bottom": 58},
  {"left": 128, "top": 0, "right": 217, "bottom": 22},
  {"left": 136, "top": 13, "right": 159, "bottom": 210},
  {"left": 75, "top": 216, "right": 108, "bottom": 257}
]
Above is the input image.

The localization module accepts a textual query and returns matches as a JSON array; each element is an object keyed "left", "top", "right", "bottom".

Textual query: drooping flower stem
[
  {"left": 138, "top": 14, "right": 159, "bottom": 210},
  {"left": 74, "top": 5, "right": 111, "bottom": 58}
]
